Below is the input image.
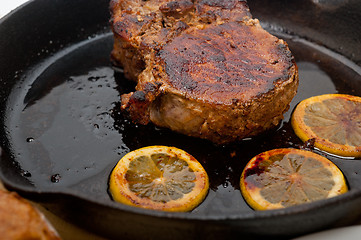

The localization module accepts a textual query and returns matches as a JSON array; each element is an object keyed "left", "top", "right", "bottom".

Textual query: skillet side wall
[
  {"left": 0, "top": 0, "right": 111, "bottom": 187},
  {"left": 248, "top": 0, "right": 361, "bottom": 66}
]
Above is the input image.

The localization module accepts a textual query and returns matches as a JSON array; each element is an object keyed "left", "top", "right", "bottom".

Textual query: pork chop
[{"left": 110, "top": 0, "right": 299, "bottom": 144}]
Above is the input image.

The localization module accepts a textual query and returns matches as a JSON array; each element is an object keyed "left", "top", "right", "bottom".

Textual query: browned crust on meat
[
  {"left": 110, "top": 0, "right": 252, "bottom": 80},
  {"left": 112, "top": 0, "right": 299, "bottom": 144},
  {"left": 153, "top": 20, "right": 295, "bottom": 105},
  {"left": 196, "top": 0, "right": 251, "bottom": 23},
  {"left": 0, "top": 190, "right": 60, "bottom": 240},
  {"left": 148, "top": 65, "right": 298, "bottom": 144}
]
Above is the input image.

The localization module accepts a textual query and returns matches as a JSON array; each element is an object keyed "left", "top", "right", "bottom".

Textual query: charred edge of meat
[{"left": 120, "top": 82, "right": 162, "bottom": 124}]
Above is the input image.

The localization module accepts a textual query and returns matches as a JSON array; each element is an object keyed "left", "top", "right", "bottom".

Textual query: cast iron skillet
[{"left": 1, "top": 0, "right": 361, "bottom": 239}]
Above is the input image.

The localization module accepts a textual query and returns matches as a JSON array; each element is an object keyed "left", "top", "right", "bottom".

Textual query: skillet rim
[{"left": 2, "top": 169, "right": 361, "bottom": 222}]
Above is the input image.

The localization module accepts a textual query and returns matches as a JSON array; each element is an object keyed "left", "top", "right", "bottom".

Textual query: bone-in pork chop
[{"left": 110, "top": 0, "right": 299, "bottom": 144}]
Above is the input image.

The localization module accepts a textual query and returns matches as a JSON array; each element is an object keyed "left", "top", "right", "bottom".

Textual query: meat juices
[{"left": 110, "top": 0, "right": 299, "bottom": 144}]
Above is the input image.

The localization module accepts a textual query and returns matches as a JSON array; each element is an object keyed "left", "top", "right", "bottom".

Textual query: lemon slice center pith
[
  {"left": 256, "top": 153, "right": 333, "bottom": 206},
  {"left": 126, "top": 152, "right": 196, "bottom": 203}
]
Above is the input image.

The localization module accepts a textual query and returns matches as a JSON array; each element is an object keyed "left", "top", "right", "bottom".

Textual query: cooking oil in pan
[{"left": 3, "top": 32, "right": 361, "bottom": 213}]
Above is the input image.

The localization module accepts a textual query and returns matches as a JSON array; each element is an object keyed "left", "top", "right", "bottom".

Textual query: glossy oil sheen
[{"left": 3, "top": 31, "right": 361, "bottom": 214}]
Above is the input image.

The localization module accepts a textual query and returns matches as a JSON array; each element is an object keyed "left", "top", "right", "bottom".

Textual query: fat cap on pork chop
[{"left": 110, "top": 0, "right": 299, "bottom": 144}]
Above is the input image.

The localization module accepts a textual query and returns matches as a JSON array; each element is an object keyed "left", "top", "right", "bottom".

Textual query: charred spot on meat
[{"left": 110, "top": 0, "right": 299, "bottom": 144}]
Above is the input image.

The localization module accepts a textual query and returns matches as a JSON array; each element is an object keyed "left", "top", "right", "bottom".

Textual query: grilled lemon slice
[{"left": 109, "top": 146, "right": 209, "bottom": 212}]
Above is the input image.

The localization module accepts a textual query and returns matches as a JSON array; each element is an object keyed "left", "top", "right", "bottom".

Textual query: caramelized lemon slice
[
  {"left": 291, "top": 94, "right": 361, "bottom": 157},
  {"left": 240, "top": 148, "right": 348, "bottom": 210},
  {"left": 109, "top": 146, "right": 209, "bottom": 212}
]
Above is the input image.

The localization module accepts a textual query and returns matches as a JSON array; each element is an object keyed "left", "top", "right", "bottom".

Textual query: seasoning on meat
[{"left": 110, "top": 0, "right": 299, "bottom": 144}]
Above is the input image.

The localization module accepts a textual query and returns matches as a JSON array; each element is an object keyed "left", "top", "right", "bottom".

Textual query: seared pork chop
[{"left": 110, "top": 0, "right": 299, "bottom": 144}]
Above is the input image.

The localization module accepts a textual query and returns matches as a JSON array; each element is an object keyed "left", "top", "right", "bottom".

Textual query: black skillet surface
[{"left": 1, "top": 0, "right": 361, "bottom": 239}]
